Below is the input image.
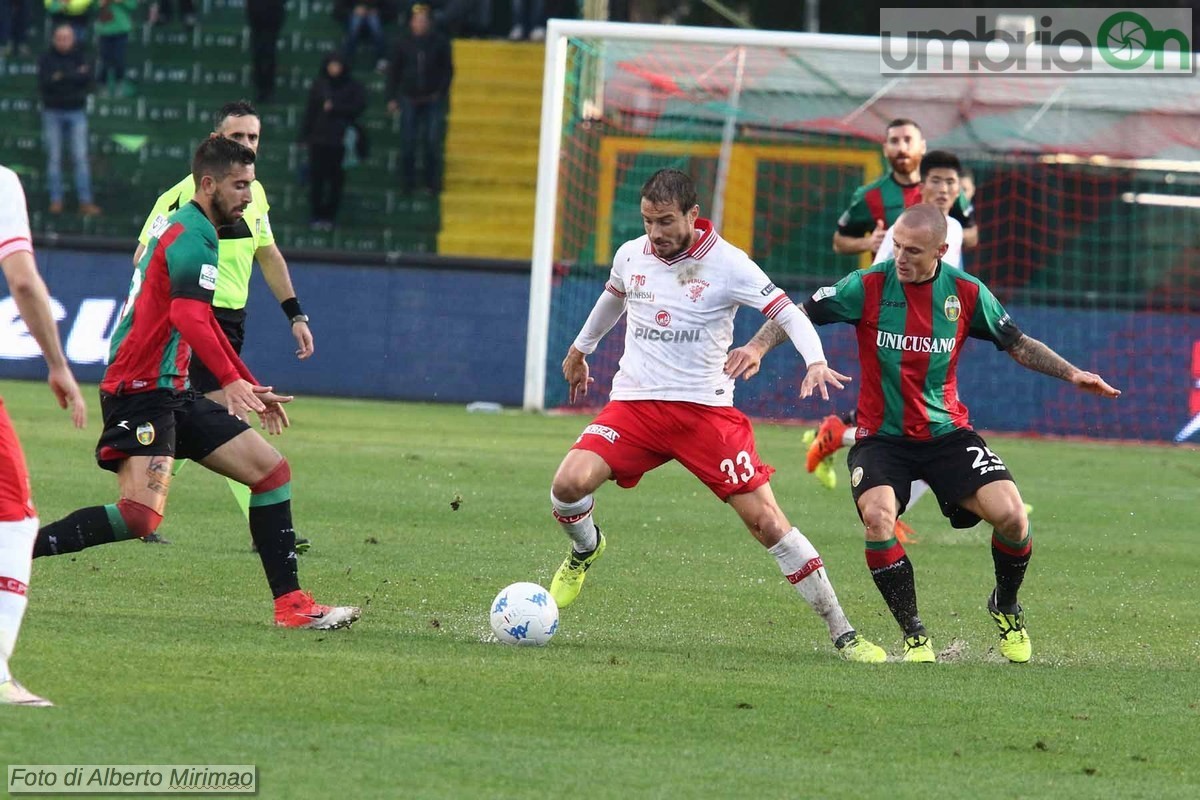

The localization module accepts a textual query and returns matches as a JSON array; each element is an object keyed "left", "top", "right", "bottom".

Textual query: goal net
[{"left": 524, "top": 20, "right": 1200, "bottom": 443}]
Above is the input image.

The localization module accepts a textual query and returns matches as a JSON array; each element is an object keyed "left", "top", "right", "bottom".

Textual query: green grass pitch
[{"left": 0, "top": 380, "right": 1197, "bottom": 799}]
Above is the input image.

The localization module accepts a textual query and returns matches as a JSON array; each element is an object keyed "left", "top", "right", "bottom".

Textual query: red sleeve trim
[
  {"left": 762, "top": 294, "right": 794, "bottom": 319},
  {"left": 0, "top": 236, "right": 33, "bottom": 261}
]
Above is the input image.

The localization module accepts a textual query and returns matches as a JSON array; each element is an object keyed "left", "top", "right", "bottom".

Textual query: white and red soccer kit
[
  {"left": 571, "top": 219, "right": 823, "bottom": 498},
  {"left": 0, "top": 166, "right": 38, "bottom": 522}
]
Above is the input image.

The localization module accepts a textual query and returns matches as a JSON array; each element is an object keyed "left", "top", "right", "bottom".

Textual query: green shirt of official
[{"left": 137, "top": 176, "right": 274, "bottom": 311}]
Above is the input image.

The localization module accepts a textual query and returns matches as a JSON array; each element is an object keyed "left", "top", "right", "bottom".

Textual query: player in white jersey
[
  {"left": 544, "top": 169, "right": 886, "bottom": 663},
  {"left": 0, "top": 165, "right": 88, "bottom": 706},
  {"left": 872, "top": 150, "right": 965, "bottom": 270},
  {"left": 819, "top": 151, "right": 968, "bottom": 542}
]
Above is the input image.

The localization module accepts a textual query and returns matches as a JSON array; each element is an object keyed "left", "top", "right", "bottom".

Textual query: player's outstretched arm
[
  {"left": 1, "top": 251, "right": 87, "bottom": 428},
  {"left": 1007, "top": 334, "right": 1121, "bottom": 398},
  {"left": 799, "top": 361, "right": 851, "bottom": 401},
  {"left": 724, "top": 319, "right": 788, "bottom": 380},
  {"left": 253, "top": 384, "right": 292, "bottom": 435},
  {"left": 564, "top": 286, "right": 626, "bottom": 403},
  {"left": 562, "top": 346, "right": 593, "bottom": 405}
]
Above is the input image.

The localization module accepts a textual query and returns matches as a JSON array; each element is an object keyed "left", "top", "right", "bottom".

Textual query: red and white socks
[
  {"left": 768, "top": 527, "right": 854, "bottom": 643},
  {"left": 0, "top": 517, "right": 37, "bottom": 683},
  {"left": 551, "top": 492, "right": 599, "bottom": 555}
]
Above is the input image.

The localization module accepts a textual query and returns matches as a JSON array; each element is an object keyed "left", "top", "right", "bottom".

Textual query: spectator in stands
[
  {"left": 387, "top": 3, "right": 452, "bottom": 194},
  {"left": 95, "top": 0, "right": 136, "bottom": 97},
  {"left": 0, "top": 0, "right": 33, "bottom": 57},
  {"left": 37, "top": 24, "right": 100, "bottom": 216},
  {"left": 300, "top": 53, "right": 366, "bottom": 230},
  {"left": 246, "top": 0, "right": 286, "bottom": 103},
  {"left": 337, "top": 0, "right": 392, "bottom": 73},
  {"left": 508, "top": 0, "right": 545, "bottom": 41},
  {"left": 45, "top": 0, "right": 93, "bottom": 43},
  {"left": 148, "top": 0, "right": 194, "bottom": 29},
  {"left": 404, "top": 0, "right": 491, "bottom": 37}
]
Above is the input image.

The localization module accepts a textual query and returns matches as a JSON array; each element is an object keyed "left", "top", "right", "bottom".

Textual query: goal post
[{"left": 524, "top": 19, "right": 1200, "bottom": 443}]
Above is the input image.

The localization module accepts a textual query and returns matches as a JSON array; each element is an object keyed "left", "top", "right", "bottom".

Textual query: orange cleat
[
  {"left": 894, "top": 519, "right": 919, "bottom": 545},
  {"left": 806, "top": 415, "right": 848, "bottom": 473},
  {"left": 273, "top": 589, "right": 360, "bottom": 629}
]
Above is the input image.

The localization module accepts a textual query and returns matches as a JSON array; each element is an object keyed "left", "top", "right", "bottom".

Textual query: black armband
[{"left": 281, "top": 297, "right": 304, "bottom": 320}]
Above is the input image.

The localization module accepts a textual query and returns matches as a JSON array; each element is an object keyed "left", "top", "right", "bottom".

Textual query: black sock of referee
[{"left": 248, "top": 461, "right": 301, "bottom": 599}]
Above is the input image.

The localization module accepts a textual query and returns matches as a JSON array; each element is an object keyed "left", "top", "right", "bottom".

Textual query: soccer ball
[{"left": 489, "top": 582, "right": 559, "bottom": 646}]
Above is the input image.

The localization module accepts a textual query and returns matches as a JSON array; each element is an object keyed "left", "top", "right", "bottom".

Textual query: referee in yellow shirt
[{"left": 131, "top": 100, "right": 314, "bottom": 551}]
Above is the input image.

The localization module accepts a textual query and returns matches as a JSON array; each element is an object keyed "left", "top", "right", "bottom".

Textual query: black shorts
[
  {"left": 846, "top": 429, "right": 1015, "bottom": 529},
  {"left": 95, "top": 388, "right": 250, "bottom": 472},
  {"left": 189, "top": 307, "right": 247, "bottom": 394}
]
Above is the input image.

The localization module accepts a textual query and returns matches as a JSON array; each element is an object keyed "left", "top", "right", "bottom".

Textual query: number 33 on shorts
[
  {"left": 719, "top": 450, "right": 755, "bottom": 485},
  {"left": 967, "top": 445, "right": 1006, "bottom": 475}
]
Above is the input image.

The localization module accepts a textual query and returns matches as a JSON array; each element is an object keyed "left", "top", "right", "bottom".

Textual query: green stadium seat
[
  {"left": 0, "top": 61, "right": 37, "bottom": 95},
  {"left": 0, "top": 0, "right": 448, "bottom": 256}
]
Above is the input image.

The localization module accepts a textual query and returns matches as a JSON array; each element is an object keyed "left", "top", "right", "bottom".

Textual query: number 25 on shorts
[{"left": 967, "top": 445, "right": 1005, "bottom": 475}]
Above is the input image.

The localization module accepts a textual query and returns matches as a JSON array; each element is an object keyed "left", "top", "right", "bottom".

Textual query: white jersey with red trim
[
  {"left": 0, "top": 166, "right": 34, "bottom": 263},
  {"left": 0, "top": 166, "right": 36, "bottom": 518},
  {"left": 605, "top": 219, "right": 793, "bottom": 406}
]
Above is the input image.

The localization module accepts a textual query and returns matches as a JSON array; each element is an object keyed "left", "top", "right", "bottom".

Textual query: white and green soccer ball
[{"left": 490, "top": 582, "right": 558, "bottom": 646}]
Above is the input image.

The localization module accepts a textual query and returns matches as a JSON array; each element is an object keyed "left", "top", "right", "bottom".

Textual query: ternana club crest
[
  {"left": 136, "top": 422, "right": 155, "bottom": 446},
  {"left": 944, "top": 295, "right": 962, "bottom": 322}
]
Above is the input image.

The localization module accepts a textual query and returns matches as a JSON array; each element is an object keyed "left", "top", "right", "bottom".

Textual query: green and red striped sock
[
  {"left": 991, "top": 524, "right": 1032, "bottom": 611},
  {"left": 249, "top": 460, "right": 300, "bottom": 599},
  {"left": 866, "top": 536, "right": 924, "bottom": 636}
]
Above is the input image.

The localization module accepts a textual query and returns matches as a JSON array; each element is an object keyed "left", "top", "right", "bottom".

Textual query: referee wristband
[{"left": 281, "top": 297, "right": 304, "bottom": 321}]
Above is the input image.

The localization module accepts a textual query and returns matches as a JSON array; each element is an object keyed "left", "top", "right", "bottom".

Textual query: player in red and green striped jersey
[
  {"left": 811, "top": 150, "right": 968, "bottom": 543},
  {"left": 832, "top": 119, "right": 925, "bottom": 257},
  {"left": 832, "top": 119, "right": 978, "bottom": 258},
  {"left": 132, "top": 101, "right": 314, "bottom": 551},
  {"left": 30, "top": 137, "right": 360, "bottom": 631},
  {"left": 726, "top": 204, "right": 1119, "bottom": 663}
]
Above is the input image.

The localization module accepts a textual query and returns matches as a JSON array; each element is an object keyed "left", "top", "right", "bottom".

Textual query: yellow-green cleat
[
  {"left": 802, "top": 429, "right": 838, "bottom": 490},
  {"left": 988, "top": 592, "right": 1031, "bottom": 663},
  {"left": 814, "top": 456, "right": 838, "bottom": 490},
  {"left": 549, "top": 531, "right": 607, "bottom": 609},
  {"left": 902, "top": 633, "right": 936, "bottom": 663},
  {"left": 836, "top": 633, "right": 887, "bottom": 663}
]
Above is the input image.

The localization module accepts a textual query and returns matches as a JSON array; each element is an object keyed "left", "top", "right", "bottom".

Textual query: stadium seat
[{"left": 1, "top": 0, "right": 450, "bottom": 255}]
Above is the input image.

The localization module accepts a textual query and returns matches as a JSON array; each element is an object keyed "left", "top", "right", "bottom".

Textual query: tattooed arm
[
  {"left": 720, "top": 321, "right": 787, "bottom": 381},
  {"left": 748, "top": 319, "right": 790, "bottom": 357},
  {"left": 724, "top": 320, "right": 789, "bottom": 381},
  {"left": 1007, "top": 334, "right": 1121, "bottom": 398}
]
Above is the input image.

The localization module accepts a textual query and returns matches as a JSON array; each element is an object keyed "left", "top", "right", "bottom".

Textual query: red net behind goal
[{"left": 541, "top": 32, "right": 1200, "bottom": 442}]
